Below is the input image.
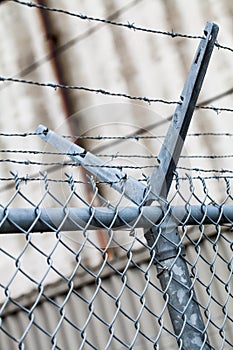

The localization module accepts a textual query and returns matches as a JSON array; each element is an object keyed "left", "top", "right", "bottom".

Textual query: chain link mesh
[{"left": 0, "top": 164, "right": 232, "bottom": 349}]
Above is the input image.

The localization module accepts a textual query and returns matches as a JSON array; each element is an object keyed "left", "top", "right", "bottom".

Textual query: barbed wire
[
  {"left": 0, "top": 169, "right": 232, "bottom": 199},
  {"left": 1, "top": 75, "right": 233, "bottom": 112},
  {"left": 1, "top": 149, "right": 233, "bottom": 160},
  {"left": 0, "top": 76, "right": 180, "bottom": 105},
  {"left": 0, "top": 175, "right": 92, "bottom": 185},
  {"left": 0, "top": 158, "right": 156, "bottom": 169},
  {"left": 0, "top": 159, "right": 73, "bottom": 166},
  {"left": 11, "top": 0, "right": 233, "bottom": 55},
  {"left": 1, "top": 3, "right": 233, "bottom": 184},
  {"left": 1, "top": 157, "right": 233, "bottom": 174},
  {"left": 0, "top": 174, "right": 140, "bottom": 186},
  {"left": 195, "top": 105, "right": 233, "bottom": 113},
  {"left": 0, "top": 171, "right": 232, "bottom": 197},
  {"left": 178, "top": 175, "right": 233, "bottom": 180},
  {"left": 0, "top": 173, "right": 232, "bottom": 184},
  {"left": 0, "top": 132, "right": 38, "bottom": 137},
  {"left": 10, "top": 0, "right": 204, "bottom": 40},
  {"left": 180, "top": 154, "right": 233, "bottom": 159},
  {"left": 177, "top": 166, "right": 233, "bottom": 174},
  {"left": 2, "top": 1, "right": 233, "bottom": 112},
  {"left": 0, "top": 132, "right": 233, "bottom": 139},
  {"left": 215, "top": 42, "right": 233, "bottom": 53},
  {"left": 2, "top": 0, "right": 232, "bottom": 119},
  {"left": 188, "top": 132, "right": 233, "bottom": 137}
]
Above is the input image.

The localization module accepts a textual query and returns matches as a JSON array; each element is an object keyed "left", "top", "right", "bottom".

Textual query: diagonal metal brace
[{"left": 36, "top": 124, "right": 150, "bottom": 206}]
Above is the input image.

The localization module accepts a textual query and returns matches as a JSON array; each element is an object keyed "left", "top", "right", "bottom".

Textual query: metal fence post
[
  {"left": 143, "top": 22, "right": 219, "bottom": 349},
  {"left": 145, "top": 217, "right": 211, "bottom": 349}
]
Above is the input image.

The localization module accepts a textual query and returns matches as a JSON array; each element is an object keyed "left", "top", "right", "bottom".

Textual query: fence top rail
[{"left": 0, "top": 204, "right": 232, "bottom": 234}]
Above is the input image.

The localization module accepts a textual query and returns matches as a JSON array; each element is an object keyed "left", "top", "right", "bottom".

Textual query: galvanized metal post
[
  {"left": 145, "top": 218, "right": 210, "bottom": 349},
  {"left": 144, "top": 22, "right": 219, "bottom": 349}
]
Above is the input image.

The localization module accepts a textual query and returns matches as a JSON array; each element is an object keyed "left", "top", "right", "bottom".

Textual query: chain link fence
[
  {"left": 0, "top": 164, "right": 233, "bottom": 349},
  {"left": 1, "top": 2, "right": 233, "bottom": 349}
]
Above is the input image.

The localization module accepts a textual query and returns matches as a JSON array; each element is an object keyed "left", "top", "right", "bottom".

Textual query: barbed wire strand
[
  {"left": 0, "top": 174, "right": 232, "bottom": 184},
  {"left": 1, "top": 131, "right": 233, "bottom": 139},
  {"left": 177, "top": 166, "right": 233, "bottom": 174},
  {"left": 10, "top": 0, "right": 203, "bottom": 40},
  {"left": 2, "top": 1, "right": 233, "bottom": 112},
  {"left": 0, "top": 76, "right": 180, "bottom": 105},
  {"left": 1, "top": 158, "right": 233, "bottom": 175},
  {"left": 11, "top": 0, "right": 233, "bottom": 54},
  {"left": 1, "top": 75, "right": 233, "bottom": 112},
  {"left": 2, "top": 0, "right": 232, "bottom": 109},
  {"left": 1, "top": 149, "right": 233, "bottom": 160}
]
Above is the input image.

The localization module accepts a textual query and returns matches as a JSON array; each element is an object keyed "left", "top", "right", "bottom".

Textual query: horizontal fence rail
[{"left": 1, "top": 204, "right": 233, "bottom": 233}]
